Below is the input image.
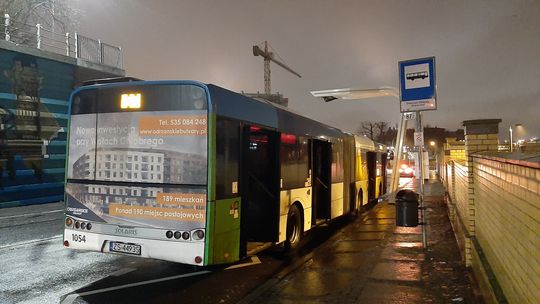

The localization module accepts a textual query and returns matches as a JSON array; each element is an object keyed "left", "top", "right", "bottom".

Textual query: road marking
[
  {"left": 0, "top": 235, "right": 62, "bottom": 250},
  {"left": 110, "top": 267, "right": 136, "bottom": 277},
  {"left": 60, "top": 270, "right": 211, "bottom": 304},
  {"left": 0, "top": 209, "right": 63, "bottom": 220},
  {"left": 225, "top": 255, "right": 262, "bottom": 270}
]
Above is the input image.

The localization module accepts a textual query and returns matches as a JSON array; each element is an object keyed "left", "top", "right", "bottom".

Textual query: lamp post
[
  {"left": 509, "top": 126, "right": 513, "bottom": 152},
  {"left": 509, "top": 123, "right": 523, "bottom": 152}
]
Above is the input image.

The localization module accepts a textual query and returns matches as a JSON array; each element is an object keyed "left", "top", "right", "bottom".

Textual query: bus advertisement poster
[{"left": 65, "top": 110, "right": 208, "bottom": 230}]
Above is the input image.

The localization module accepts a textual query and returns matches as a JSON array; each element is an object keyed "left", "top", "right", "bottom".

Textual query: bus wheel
[{"left": 285, "top": 205, "right": 302, "bottom": 252}]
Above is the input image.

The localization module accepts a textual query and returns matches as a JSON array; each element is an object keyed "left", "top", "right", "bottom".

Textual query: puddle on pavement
[{"left": 370, "top": 261, "right": 422, "bottom": 282}]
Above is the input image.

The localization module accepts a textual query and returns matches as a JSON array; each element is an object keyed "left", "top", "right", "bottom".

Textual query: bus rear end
[{"left": 63, "top": 81, "right": 209, "bottom": 265}]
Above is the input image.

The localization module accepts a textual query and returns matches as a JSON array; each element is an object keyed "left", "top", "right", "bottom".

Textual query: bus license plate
[{"left": 109, "top": 242, "right": 141, "bottom": 255}]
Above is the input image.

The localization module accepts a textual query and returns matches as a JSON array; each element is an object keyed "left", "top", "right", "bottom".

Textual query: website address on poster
[{"left": 139, "top": 128, "right": 207, "bottom": 136}]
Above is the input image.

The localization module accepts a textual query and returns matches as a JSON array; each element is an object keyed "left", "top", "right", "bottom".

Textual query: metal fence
[{"left": 1, "top": 13, "right": 123, "bottom": 69}]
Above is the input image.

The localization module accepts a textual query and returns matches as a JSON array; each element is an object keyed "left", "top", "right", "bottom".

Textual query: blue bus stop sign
[{"left": 399, "top": 57, "right": 436, "bottom": 112}]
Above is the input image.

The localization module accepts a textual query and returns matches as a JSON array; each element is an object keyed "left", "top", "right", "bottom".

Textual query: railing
[{"left": 1, "top": 13, "right": 122, "bottom": 69}]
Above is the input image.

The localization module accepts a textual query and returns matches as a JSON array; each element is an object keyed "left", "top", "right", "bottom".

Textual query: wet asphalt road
[
  {"left": 0, "top": 202, "right": 289, "bottom": 304},
  {"left": 0, "top": 203, "right": 354, "bottom": 304},
  {"left": 0, "top": 178, "right": 412, "bottom": 304}
]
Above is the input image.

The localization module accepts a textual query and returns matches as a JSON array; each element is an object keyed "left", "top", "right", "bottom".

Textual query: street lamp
[
  {"left": 509, "top": 123, "right": 522, "bottom": 152},
  {"left": 310, "top": 87, "right": 398, "bottom": 101}
]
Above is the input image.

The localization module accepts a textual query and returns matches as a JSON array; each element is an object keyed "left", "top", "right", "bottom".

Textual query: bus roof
[
  {"left": 207, "top": 84, "right": 345, "bottom": 139},
  {"left": 72, "top": 79, "right": 349, "bottom": 140}
]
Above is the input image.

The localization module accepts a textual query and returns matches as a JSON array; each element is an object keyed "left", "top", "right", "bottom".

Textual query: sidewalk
[{"left": 241, "top": 179, "right": 481, "bottom": 303}]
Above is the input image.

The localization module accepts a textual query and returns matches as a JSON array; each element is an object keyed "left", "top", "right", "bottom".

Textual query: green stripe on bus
[
  {"left": 210, "top": 197, "right": 241, "bottom": 264},
  {"left": 204, "top": 113, "right": 217, "bottom": 265}
]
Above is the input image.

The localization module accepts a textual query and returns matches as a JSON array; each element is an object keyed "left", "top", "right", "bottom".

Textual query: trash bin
[{"left": 395, "top": 189, "right": 419, "bottom": 227}]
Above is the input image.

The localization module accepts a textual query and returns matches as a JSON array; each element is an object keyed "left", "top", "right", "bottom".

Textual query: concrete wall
[
  {"left": 0, "top": 41, "right": 124, "bottom": 208},
  {"left": 444, "top": 119, "right": 540, "bottom": 304}
]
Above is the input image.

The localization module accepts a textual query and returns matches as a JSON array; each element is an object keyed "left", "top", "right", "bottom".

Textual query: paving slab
[
  {"left": 356, "top": 282, "right": 425, "bottom": 304},
  {"left": 370, "top": 260, "right": 422, "bottom": 282}
]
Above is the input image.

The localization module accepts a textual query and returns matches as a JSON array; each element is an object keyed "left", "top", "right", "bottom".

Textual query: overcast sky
[{"left": 74, "top": 0, "right": 539, "bottom": 140}]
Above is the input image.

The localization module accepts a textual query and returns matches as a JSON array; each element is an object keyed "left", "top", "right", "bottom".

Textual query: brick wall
[
  {"left": 473, "top": 154, "right": 540, "bottom": 304},
  {"left": 445, "top": 118, "right": 540, "bottom": 303},
  {"left": 447, "top": 161, "right": 472, "bottom": 264},
  {"left": 450, "top": 147, "right": 466, "bottom": 162}
]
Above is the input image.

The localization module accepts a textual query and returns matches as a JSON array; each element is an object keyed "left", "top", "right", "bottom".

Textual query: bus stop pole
[
  {"left": 390, "top": 113, "right": 407, "bottom": 197},
  {"left": 415, "top": 111, "right": 427, "bottom": 248}
]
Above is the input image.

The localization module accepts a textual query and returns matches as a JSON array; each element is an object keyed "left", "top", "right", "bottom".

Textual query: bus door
[
  {"left": 240, "top": 125, "right": 280, "bottom": 246},
  {"left": 381, "top": 153, "right": 388, "bottom": 194},
  {"left": 367, "top": 151, "right": 377, "bottom": 202},
  {"left": 311, "top": 139, "right": 331, "bottom": 222}
]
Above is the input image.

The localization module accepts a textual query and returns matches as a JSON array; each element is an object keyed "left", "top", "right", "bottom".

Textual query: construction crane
[{"left": 253, "top": 41, "right": 301, "bottom": 95}]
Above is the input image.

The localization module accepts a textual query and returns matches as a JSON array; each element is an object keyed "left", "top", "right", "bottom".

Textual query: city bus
[{"left": 63, "top": 79, "right": 387, "bottom": 266}]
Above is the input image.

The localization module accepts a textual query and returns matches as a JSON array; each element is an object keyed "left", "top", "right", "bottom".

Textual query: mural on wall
[
  {"left": 0, "top": 55, "right": 61, "bottom": 188},
  {"left": 0, "top": 50, "right": 72, "bottom": 207},
  {"left": 0, "top": 47, "right": 122, "bottom": 208}
]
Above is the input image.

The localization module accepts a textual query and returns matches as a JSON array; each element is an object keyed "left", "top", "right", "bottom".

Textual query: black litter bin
[{"left": 395, "top": 189, "right": 419, "bottom": 227}]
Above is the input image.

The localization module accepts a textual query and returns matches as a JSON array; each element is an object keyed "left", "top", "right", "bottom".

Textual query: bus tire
[{"left": 285, "top": 204, "right": 303, "bottom": 252}]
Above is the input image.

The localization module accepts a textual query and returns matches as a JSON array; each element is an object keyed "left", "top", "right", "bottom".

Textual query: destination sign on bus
[{"left": 120, "top": 93, "right": 142, "bottom": 109}]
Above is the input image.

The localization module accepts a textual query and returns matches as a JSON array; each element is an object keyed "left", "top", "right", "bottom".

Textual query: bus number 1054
[{"left": 72, "top": 234, "right": 86, "bottom": 243}]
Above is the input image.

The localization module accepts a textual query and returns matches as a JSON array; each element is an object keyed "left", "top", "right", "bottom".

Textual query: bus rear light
[
  {"left": 193, "top": 230, "right": 205, "bottom": 240},
  {"left": 166, "top": 231, "right": 173, "bottom": 239},
  {"left": 64, "top": 240, "right": 69, "bottom": 247},
  {"left": 182, "top": 232, "right": 190, "bottom": 240},
  {"left": 81, "top": 222, "right": 87, "bottom": 230},
  {"left": 65, "top": 217, "right": 73, "bottom": 227},
  {"left": 174, "top": 231, "right": 181, "bottom": 239},
  {"left": 195, "top": 256, "right": 202, "bottom": 264},
  {"left": 86, "top": 223, "right": 92, "bottom": 230},
  {"left": 75, "top": 221, "right": 80, "bottom": 229}
]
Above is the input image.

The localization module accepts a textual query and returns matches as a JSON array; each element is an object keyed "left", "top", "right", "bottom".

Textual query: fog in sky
[{"left": 74, "top": 0, "right": 539, "bottom": 140}]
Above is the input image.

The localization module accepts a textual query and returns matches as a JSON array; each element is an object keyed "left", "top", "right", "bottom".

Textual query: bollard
[{"left": 395, "top": 189, "right": 419, "bottom": 227}]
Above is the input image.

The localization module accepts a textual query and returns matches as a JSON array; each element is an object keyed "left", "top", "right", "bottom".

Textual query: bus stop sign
[{"left": 399, "top": 57, "right": 436, "bottom": 112}]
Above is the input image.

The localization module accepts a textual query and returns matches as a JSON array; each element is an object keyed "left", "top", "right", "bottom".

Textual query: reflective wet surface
[{"left": 244, "top": 179, "right": 481, "bottom": 303}]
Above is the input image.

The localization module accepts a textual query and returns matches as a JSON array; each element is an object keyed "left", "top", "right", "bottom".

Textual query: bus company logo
[
  {"left": 67, "top": 207, "right": 89, "bottom": 216},
  {"left": 115, "top": 227, "right": 138, "bottom": 236}
]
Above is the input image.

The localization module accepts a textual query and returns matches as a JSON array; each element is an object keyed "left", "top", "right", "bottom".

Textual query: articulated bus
[{"left": 63, "top": 79, "right": 387, "bottom": 266}]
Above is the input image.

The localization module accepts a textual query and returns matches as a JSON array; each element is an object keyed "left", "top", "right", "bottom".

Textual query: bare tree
[
  {"left": 378, "top": 126, "right": 397, "bottom": 146},
  {"left": 374, "top": 121, "right": 388, "bottom": 140},
  {"left": 1, "top": 0, "right": 80, "bottom": 34},
  {"left": 356, "top": 121, "right": 397, "bottom": 145},
  {"left": 357, "top": 121, "right": 377, "bottom": 140}
]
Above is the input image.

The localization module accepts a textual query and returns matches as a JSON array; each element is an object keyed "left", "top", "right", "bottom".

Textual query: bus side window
[
  {"left": 216, "top": 118, "right": 240, "bottom": 199},
  {"left": 280, "top": 134, "right": 309, "bottom": 190}
]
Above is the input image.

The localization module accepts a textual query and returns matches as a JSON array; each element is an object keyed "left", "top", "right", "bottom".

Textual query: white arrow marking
[{"left": 225, "top": 255, "right": 262, "bottom": 270}]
